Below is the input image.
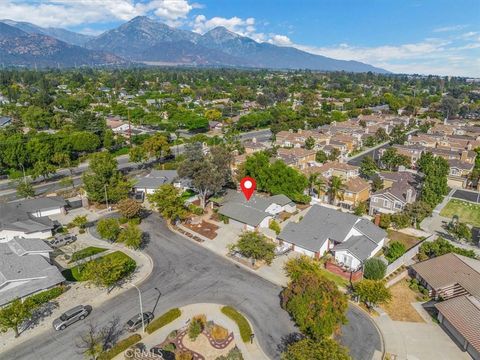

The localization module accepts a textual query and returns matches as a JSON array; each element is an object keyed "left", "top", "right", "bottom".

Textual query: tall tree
[
  {"left": 359, "top": 156, "right": 378, "bottom": 178},
  {"left": 328, "top": 176, "right": 345, "bottom": 205},
  {"left": 178, "top": 143, "right": 232, "bottom": 208},
  {"left": 231, "top": 231, "right": 276, "bottom": 265},
  {"left": 148, "top": 184, "right": 187, "bottom": 223},
  {"left": 0, "top": 298, "right": 34, "bottom": 337}
]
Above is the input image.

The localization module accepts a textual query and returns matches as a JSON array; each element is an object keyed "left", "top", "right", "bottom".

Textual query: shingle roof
[
  {"left": 133, "top": 170, "right": 178, "bottom": 190},
  {"left": 411, "top": 253, "right": 480, "bottom": 298},
  {"left": 8, "top": 237, "right": 53, "bottom": 256},
  {"left": 218, "top": 190, "right": 293, "bottom": 227},
  {"left": 332, "top": 235, "right": 378, "bottom": 261},
  {"left": 278, "top": 205, "right": 385, "bottom": 252},
  {"left": 435, "top": 295, "right": 480, "bottom": 353},
  {"left": 10, "top": 196, "right": 67, "bottom": 213},
  {"left": 0, "top": 203, "right": 54, "bottom": 233}
]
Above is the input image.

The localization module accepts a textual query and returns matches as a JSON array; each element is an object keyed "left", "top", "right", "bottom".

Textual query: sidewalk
[
  {"left": 113, "top": 303, "right": 269, "bottom": 360},
  {"left": 0, "top": 232, "right": 154, "bottom": 353}
]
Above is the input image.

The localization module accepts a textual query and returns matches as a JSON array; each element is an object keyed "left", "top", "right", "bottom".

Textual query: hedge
[
  {"left": 221, "top": 306, "right": 252, "bottom": 342},
  {"left": 146, "top": 308, "right": 181, "bottom": 334},
  {"left": 98, "top": 334, "right": 142, "bottom": 360},
  {"left": 25, "top": 286, "right": 65, "bottom": 307}
]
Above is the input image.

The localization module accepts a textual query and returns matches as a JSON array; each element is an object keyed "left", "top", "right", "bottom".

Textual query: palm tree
[
  {"left": 329, "top": 175, "right": 345, "bottom": 205},
  {"left": 307, "top": 173, "right": 326, "bottom": 199}
]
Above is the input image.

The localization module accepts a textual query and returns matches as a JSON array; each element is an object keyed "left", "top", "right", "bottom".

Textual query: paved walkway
[
  {"left": 432, "top": 188, "right": 456, "bottom": 214},
  {"left": 0, "top": 232, "right": 154, "bottom": 353},
  {"left": 112, "top": 303, "right": 269, "bottom": 360}
]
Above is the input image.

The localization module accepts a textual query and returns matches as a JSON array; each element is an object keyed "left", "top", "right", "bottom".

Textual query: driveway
[
  {"left": 452, "top": 188, "right": 480, "bottom": 203},
  {"left": 1, "top": 213, "right": 381, "bottom": 360}
]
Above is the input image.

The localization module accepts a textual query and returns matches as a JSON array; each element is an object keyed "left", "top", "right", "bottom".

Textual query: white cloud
[
  {"left": 433, "top": 24, "right": 467, "bottom": 33},
  {"left": 267, "top": 34, "right": 293, "bottom": 46},
  {"left": 0, "top": 0, "right": 196, "bottom": 27}
]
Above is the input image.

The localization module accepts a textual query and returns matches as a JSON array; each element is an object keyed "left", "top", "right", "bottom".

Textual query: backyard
[
  {"left": 440, "top": 199, "right": 480, "bottom": 227},
  {"left": 387, "top": 230, "right": 422, "bottom": 250},
  {"left": 381, "top": 279, "right": 425, "bottom": 322}
]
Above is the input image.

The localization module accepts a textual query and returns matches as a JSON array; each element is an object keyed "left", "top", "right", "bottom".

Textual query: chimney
[
  {"left": 374, "top": 214, "right": 381, "bottom": 226},
  {"left": 461, "top": 150, "right": 468, "bottom": 162},
  {"left": 406, "top": 188, "right": 413, "bottom": 203}
]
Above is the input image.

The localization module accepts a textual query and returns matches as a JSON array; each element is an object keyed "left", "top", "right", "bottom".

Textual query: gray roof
[
  {"left": 218, "top": 190, "right": 293, "bottom": 227},
  {"left": 0, "top": 243, "right": 64, "bottom": 306},
  {"left": 332, "top": 235, "right": 378, "bottom": 261},
  {"left": 0, "top": 203, "right": 54, "bottom": 233},
  {"left": 10, "top": 196, "right": 67, "bottom": 213},
  {"left": 0, "top": 116, "right": 12, "bottom": 127},
  {"left": 133, "top": 170, "right": 178, "bottom": 190},
  {"left": 8, "top": 237, "right": 53, "bottom": 256},
  {"left": 278, "top": 205, "right": 386, "bottom": 252}
]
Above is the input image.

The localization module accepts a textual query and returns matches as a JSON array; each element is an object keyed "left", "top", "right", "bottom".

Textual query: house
[
  {"left": 369, "top": 171, "right": 421, "bottom": 215},
  {"left": 447, "top": 159, "right": 475, "bottom": 189},
  {"left": 278, "top": 205, "right": 386, "bottom": 269},
  {"left": 410, "top": 253, "right": 480, "bottom": 359},
  {"left": 218, "top": 191, "right": 296, "bottom": 231},
  {"left": 276, "top": 148, "right": 316, "bottom": 170},
  {"left": 309, "top": 161, "right": 360, "bottom": 181},
  {"left": 0, "top": 116, "right": 12, "bottom": 128},
  {"left": 133, "top": 170, "right": 189, "bottom": 195},
  {"left": 340, "top": 177, "right": 371, "bottom": 209},
  {"left": 10, "top": 196, "right": 67, "bottom": 217},
  {"left": 243, "top": 138, "right": 271, "bottom": 154},
  {"left": 0, "top": 198, "right": 67, "bottom": 241},
  {"left": 0, "top": 237, "right": 64, "bottom": 306},
  {"left": 392, "top": 144, "right": 424, "bottom": 167}
]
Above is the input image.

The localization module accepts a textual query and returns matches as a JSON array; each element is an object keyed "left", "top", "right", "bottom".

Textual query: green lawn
[
  {"left": 440, "top": 199, "right": 480, "bottom": 227},
  {"left": 319, "top": 269, "right": 350, "bottom": 288},
  {"left": 69, "top": 246, "right": 107, "bottom": 263},
  {"left": 62, "top": 251, "right": 135, "bottom": 282}
]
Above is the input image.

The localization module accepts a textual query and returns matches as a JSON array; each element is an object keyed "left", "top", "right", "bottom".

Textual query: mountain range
[{"left": 0, "top": 16, "right": 388, "bottom": 73}]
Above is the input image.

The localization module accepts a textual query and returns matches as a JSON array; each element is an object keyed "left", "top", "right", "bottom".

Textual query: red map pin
[{"left": 240, "top": 177, "right": 256, "bottom": 201}]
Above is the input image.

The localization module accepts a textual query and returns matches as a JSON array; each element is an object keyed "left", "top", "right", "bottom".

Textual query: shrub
[
  {"left": 97, "top": 334, "right": 142, "bottom": 360},
  {"left": 96, "top": 218, "right": 121, "bottom": 241},
  {"left": 188, "top": 318, "right": 203, "bottom": 341},
  {"left": 24, "top": 286, "right": 65, "bottom": 307},
  {"left": 146, "top": 308, "right": 181, "bottom": 334},
  {"left": 363, "top": 258, "right": 387, "bottom": 280},
  {"left": 211, "top": 324, "right": 229, "bottom": 342},
  {"left": 269, "top": 220, "right": 281, "bottom": 235},
  {"left": 379, "top": 214, "right": 391, "bottom": 229},
  {"left": 117, "top": 198, "right": 142, "bottom": 219},
  {"left": 221, "top": 306, "right": 252, "bottom": 342},
  {"left": 176, "top": 351, "right": 193, "bottom": 360},
  {"left": 70, "top": 215, "right": 88, "bottom": 229},
  {"left": 163, "top": 342, "right": 176, "bottom": 352},
  {"left": 188, "top": 204, "right": 204, "bottom": 216},
  {"left": 385, "top": 241, "right": 406, "bottom": 263}
]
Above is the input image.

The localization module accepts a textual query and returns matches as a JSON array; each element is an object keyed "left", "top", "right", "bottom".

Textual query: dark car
[
  {"left": 53, "top": 305, "right": 92, "bottom": 330},
  {"left": 125, "top": 312, "right": 154, "bottom": 332}
]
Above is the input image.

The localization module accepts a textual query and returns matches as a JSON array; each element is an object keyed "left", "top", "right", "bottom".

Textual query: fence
[{"left": 385, "top": 234, "right": 436, "bottom": 277}]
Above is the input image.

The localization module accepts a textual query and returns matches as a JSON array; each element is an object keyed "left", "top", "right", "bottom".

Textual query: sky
[{"left": 1, "top": 0, "right": 479, "bottom": 77}]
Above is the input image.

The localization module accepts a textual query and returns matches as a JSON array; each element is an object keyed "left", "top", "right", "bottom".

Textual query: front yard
[
  {"left": 381, "top": 279, "right": 425, "bottom": 322},
  {"left": 440, "top": 199, "right": 480, "bottom": 227}
]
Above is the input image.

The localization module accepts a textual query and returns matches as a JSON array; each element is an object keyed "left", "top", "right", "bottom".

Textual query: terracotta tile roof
[
  {"left": 411, "top": 253, "right": 480, "bottom": 298},
  {"left": 345, "top": 177, "right": 370, "bottom": 193},
  {"left": 316, "top": 161, "right": 359, "bottom": 172},
  {"left": 435, "top": 295, "right": 480, "bottom": 353}
]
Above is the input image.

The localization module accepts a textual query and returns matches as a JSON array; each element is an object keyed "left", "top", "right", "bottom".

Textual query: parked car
[
  {"left": 53, "top": 305, "right": 92, "bottom": 330},
  {"left": 50, "top": 234, "right": 77, "bottom": 248},
  {"left": 125, "top": 312, "right": 154, "bottom": 332}
]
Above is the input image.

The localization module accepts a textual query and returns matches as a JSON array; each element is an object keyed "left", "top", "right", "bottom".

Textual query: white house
[{"left": 278, "top": 205, "right": 386, "bottom": 269}]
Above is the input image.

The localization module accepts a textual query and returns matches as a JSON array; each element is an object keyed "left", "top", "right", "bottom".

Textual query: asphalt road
[
  {"left": 1, "top": 213, "right": 381, "bottom": 360},
  {"left": 451, "top": 189, "right": 480, "bottom": 203}
]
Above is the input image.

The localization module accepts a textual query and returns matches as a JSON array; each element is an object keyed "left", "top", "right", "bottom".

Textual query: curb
[{"left": 349, "top": 301, "right": 386, "bottom": 360}]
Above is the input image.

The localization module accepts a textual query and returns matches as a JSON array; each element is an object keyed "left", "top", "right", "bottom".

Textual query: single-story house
[
  {"left": 218, "top": 190, "right": 296, "bottom": 231},
  {"left": 133, "top": 170, "right": 191, "bottom": 195},
  {"left": 278, "top": 205, "right": 386, "bottom": 269},
  {"left": 0, "top": 237, "right": 64, "bottom": 306},
  {"left": 10, "top": 196, "right": 67, "bottom": 217},
  {"left": 0, "top": 203, "right": 56, "bottom": 241},
  {"left": 410, "top": 253, "right": 480, "bottom": 359}
]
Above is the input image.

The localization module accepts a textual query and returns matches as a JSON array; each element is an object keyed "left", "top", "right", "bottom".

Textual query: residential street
[{"left": 1, "top": 213, "right": 381, "bottom": 360}]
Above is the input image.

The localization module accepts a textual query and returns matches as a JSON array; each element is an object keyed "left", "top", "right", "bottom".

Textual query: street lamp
[
  {"left": 131, "top": 284, "right": 145, "bottom": 333},
  {"left": 104, "top": 184, "right": 109, "bottom": 211}
]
